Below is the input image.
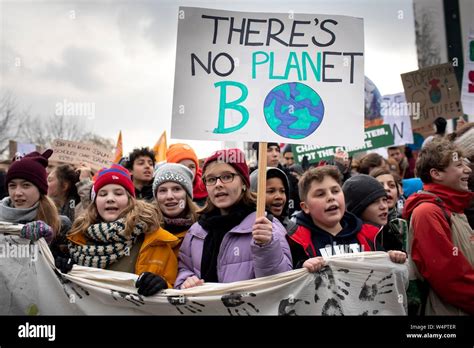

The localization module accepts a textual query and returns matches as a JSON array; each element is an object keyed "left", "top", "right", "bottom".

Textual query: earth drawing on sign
[{"left": 263, "top": 82, "right": 324, "bottom": 139}]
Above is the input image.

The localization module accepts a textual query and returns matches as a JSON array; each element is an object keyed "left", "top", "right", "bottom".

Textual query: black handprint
[
  {"left": 359, "top": 270, "right": 393, "bottom": 303},
  {"left": 167, "top": 295, "right": 205, "bottom": 314},
  {"left": 314, "top": 267, "right": 351, "bottom": 303},
  {"left": 321, "top": 298, "right": 344, "bottom": 316},
  {"left": 221, "top": 293, "right": 260, "bottom": 316},
  {"left": 278, "top": 297, "right": 310, "bottom": 316},
  {"left": 110, "top": 289, "right": 145, "bottom": 306}
]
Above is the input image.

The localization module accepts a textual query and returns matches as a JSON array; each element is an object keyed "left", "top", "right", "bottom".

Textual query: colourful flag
[
  {"left": 153, "top": 131, "right": 167, "bottom": 162},
  {"left": 113, "top": 131, "right": 123, "bottom": 163}
]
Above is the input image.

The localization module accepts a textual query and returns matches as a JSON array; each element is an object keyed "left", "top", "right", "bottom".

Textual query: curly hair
[{"left": 125, "top": 148, "right": 156, "bottom": 171}]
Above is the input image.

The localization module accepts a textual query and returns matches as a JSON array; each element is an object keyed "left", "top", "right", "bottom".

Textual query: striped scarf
[{"left": 69, "top": 219, "right": 145, "bottom": 269}]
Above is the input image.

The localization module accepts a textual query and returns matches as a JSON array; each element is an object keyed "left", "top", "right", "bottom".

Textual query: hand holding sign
[{"left": 252, "top": 216, "right": 273, "bottom": 246}]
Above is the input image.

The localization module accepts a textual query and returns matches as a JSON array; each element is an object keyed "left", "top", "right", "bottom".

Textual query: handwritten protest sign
[
  {"left": 50, "top": 139, "right": 113, "bottom": 171},
  {"left": 171, "top": 7, "right": 365, "bottom": 147},
  {"left": 381, "top": 93, "right": 413, "bottom": 145},
  {"left": 401, "top": 63, "right": 463, "bottom": 128},
  {"left": 292, "top": 125, "right": 394, "bottom": 164},
  {"left": 461, "top": 31, "right": 474, "bottom": 115}
]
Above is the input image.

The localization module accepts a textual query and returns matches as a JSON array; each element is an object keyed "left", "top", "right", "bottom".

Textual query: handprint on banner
[
  {"left": 313, "top": 266, "right": 351, "bottom": 316},
  {"left": 314, "top": 266, "right": 351, "bottom": 303},
  {"left": 359, "top": 270, "right": 393, "bottom": 303},
  {"left": 221, "top": 292, "right": 260, "bottom": 316},
  {"left": 278, "top": 296, "right": 311, "bottom": 316},
  {"left": 110, "top": 289, "right": 145, "bottom": 307},
  {"left": 167, "top": 295, "right": 205, "bottom": 314},
  {"left": 355, "top": 270, "right": 397, "bottom": 315}
]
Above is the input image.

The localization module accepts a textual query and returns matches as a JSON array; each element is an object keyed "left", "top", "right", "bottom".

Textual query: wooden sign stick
[{"left": 256, "top": 142, "right": 268, "bottom": 218}]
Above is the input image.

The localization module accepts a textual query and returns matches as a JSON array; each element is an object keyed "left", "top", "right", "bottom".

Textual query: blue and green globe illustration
[{"left": 263, "top": 82, "right": 324, "bottom": 139}]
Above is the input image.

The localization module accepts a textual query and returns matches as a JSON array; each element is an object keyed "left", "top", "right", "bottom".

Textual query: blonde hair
[
  {"left": 69, "top": 194, "right": 162, "bottom": 237},
  {"left": 36, "top": 194, "right": 61, "bottom": 236}
]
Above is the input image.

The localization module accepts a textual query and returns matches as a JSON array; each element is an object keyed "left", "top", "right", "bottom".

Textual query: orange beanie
[{"left": 166, "top": 143, "right": 199, "bottom": 169}]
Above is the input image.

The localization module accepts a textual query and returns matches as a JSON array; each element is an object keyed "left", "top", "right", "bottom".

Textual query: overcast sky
[{"left": 0, "top": 0, "right": 418, "bottom": 158}]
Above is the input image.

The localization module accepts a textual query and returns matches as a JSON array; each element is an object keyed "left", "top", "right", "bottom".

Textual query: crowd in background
[{"left": 0, "top": 119, "right": 472, "bottom": 316}]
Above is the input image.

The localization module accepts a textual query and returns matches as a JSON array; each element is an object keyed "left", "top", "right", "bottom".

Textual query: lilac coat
[{"left": 175, "top": 212, "right": 293, "bottom": 288}]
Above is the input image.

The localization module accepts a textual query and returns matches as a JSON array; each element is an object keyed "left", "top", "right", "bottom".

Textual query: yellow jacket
[
  {"left": 135, "top": 227, "right": 186, "bottom": 288},
  {"left": 68, "top": 227, "right": 187, "bottom": 288}
]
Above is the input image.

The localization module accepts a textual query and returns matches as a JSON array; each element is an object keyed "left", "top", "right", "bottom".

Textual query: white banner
[
  {"left": 381, "top": 93, "right": 414, "bottom": 145},
  {"left": 171, "top": 7, "right": 365, "bottom": 147},
  {"left": 461, "top": 30, "right": 474, "bottom": 116},
  {"left": 0, "top": 234, "right": 408, "bottom": 316}
]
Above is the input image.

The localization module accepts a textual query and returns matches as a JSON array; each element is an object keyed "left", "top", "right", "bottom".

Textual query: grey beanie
[
  {"left": 342, "top": 174, "right": 387, "bottom": 217},
  {"left": 153, "top": 163, "right": 194, "bottom": 199}
]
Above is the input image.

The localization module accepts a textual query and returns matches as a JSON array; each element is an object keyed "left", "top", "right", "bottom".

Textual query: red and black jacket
[{"left": 287, "top": 211, "right": 382, "bottom": 268}]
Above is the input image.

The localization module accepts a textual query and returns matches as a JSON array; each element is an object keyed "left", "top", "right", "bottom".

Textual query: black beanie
[
  {"left": 342, "top": 174, "right": 387, "bottom": 217},
  {"left": 252, "top": 142, "right": 280, "bottom": 160},
  {"left": 282, "top": 144, "right": 293, "bottom": 155}
]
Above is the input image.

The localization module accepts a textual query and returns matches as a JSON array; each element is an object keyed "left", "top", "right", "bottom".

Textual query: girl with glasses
[{"left": 175, "top": 148, "right": 292, "bottom": 289}]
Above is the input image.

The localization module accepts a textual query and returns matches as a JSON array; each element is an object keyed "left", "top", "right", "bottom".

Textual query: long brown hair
[
  {"left": 36, "top": 194, "right": 61, "bottom": 235},
  {"left": 69, "top": 193, "right": 162, "bottom": 237}
]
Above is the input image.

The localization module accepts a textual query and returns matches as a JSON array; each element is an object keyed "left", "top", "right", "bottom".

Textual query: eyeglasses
[{"left": 203, "top": 172, "right": 238, "bottom": 186}]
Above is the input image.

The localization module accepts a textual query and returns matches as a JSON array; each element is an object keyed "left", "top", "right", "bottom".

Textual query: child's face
[
  {"left": 436, "top": 157, "right": 472, "bottom": 192},
  {"left": 96, "top": 184, "right": 129, "bottom": 222},
  {"left": 361, "top": 196, "right": 389, "bottom": 226},
  {"left": 266, "top": 146, "right": 281, "bottom": 167},
  {"left": 375, "top": 174, "right": 398, "bottom": 209},
  {"left": 178, "top": 159, "right": 196, "bottom": 179},
  {"left": 156, "top": 182, "right": 187, "bottom": 218},
  {"left": 8, "top": 179, "right": 40, "bottom": 208},
  {"left": 388, "top": 148, "right": 403, "bottom": 164},
  {"left": 204, "top": 162, "right": 244, "bottom": 215},
  {"left": 131, "top": 156, "right": 154, "bottom": 183},
  {"left": 301, "top": 176, "right": 345, "bottom": 230},
  {"left": 47, "top": 169, "right": 62, "bottom": 199},
  {"left": 265, "top": 177, "right": 286, "bottom": 217}
]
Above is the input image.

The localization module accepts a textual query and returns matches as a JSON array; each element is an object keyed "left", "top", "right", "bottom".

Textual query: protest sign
[
  {"left": 381, "top": 93, "right": 414, "bottom": 145},
  {"left": 50, "top": 139, "right": 113, "bottom": 171},
  {"left": 0, "top": 235, "right": 408, "bottom": 316},
  {"left": 171, "top": 7, "right": 365, "bottom": 147},
  {"left": 401, "top": 63, "right": 463, "bottom": 128},
  {"left": 292, "top": 125, "right": 394, "bottom": 164},
  {"left": 8, "top": 141, "right": 38, "bottom": 160},
  {"left": 461, "top": 30, "right": 474, "bottom": 116}
]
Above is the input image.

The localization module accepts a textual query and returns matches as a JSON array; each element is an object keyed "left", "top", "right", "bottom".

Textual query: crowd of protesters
[{"left": 0, "top": 119, "right": 472, "bottom": 315}]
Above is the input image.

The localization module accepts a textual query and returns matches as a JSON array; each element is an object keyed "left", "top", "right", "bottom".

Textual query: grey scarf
[{"left": 0, "top": 197, "right": 38, "bottom": 223}]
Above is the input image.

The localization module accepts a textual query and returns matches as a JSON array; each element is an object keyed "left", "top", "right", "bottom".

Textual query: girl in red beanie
[
  {"left": 65, "top": 164, "right": 178, "bottom": 296},
  {"left": 1, "top": 150, "right": 61, "bottom": 246},
  {"left": 175, "top": 149, "right": 292, "bottom": 289}
]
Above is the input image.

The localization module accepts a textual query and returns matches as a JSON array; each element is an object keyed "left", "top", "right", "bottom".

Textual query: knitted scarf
[
  {"left": 199, "top": 203, "right": 255, "bottom": 282},
  {"left": 0, "top": 197, "right": 38, "bottom": 223},
  {"left": 162, "top": 215, "right": 194, "bottom": 234},
  {"left": 69, "top": 218, "right": 145, "bottom": 269}
]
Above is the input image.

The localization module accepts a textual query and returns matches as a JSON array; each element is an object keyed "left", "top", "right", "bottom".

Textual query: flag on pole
[
  {"left": 113, "top": 131, "right": 123, "bottom": 163},
  {"left": 153, "top": 131, "right": 167, "bottom": 163}
]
